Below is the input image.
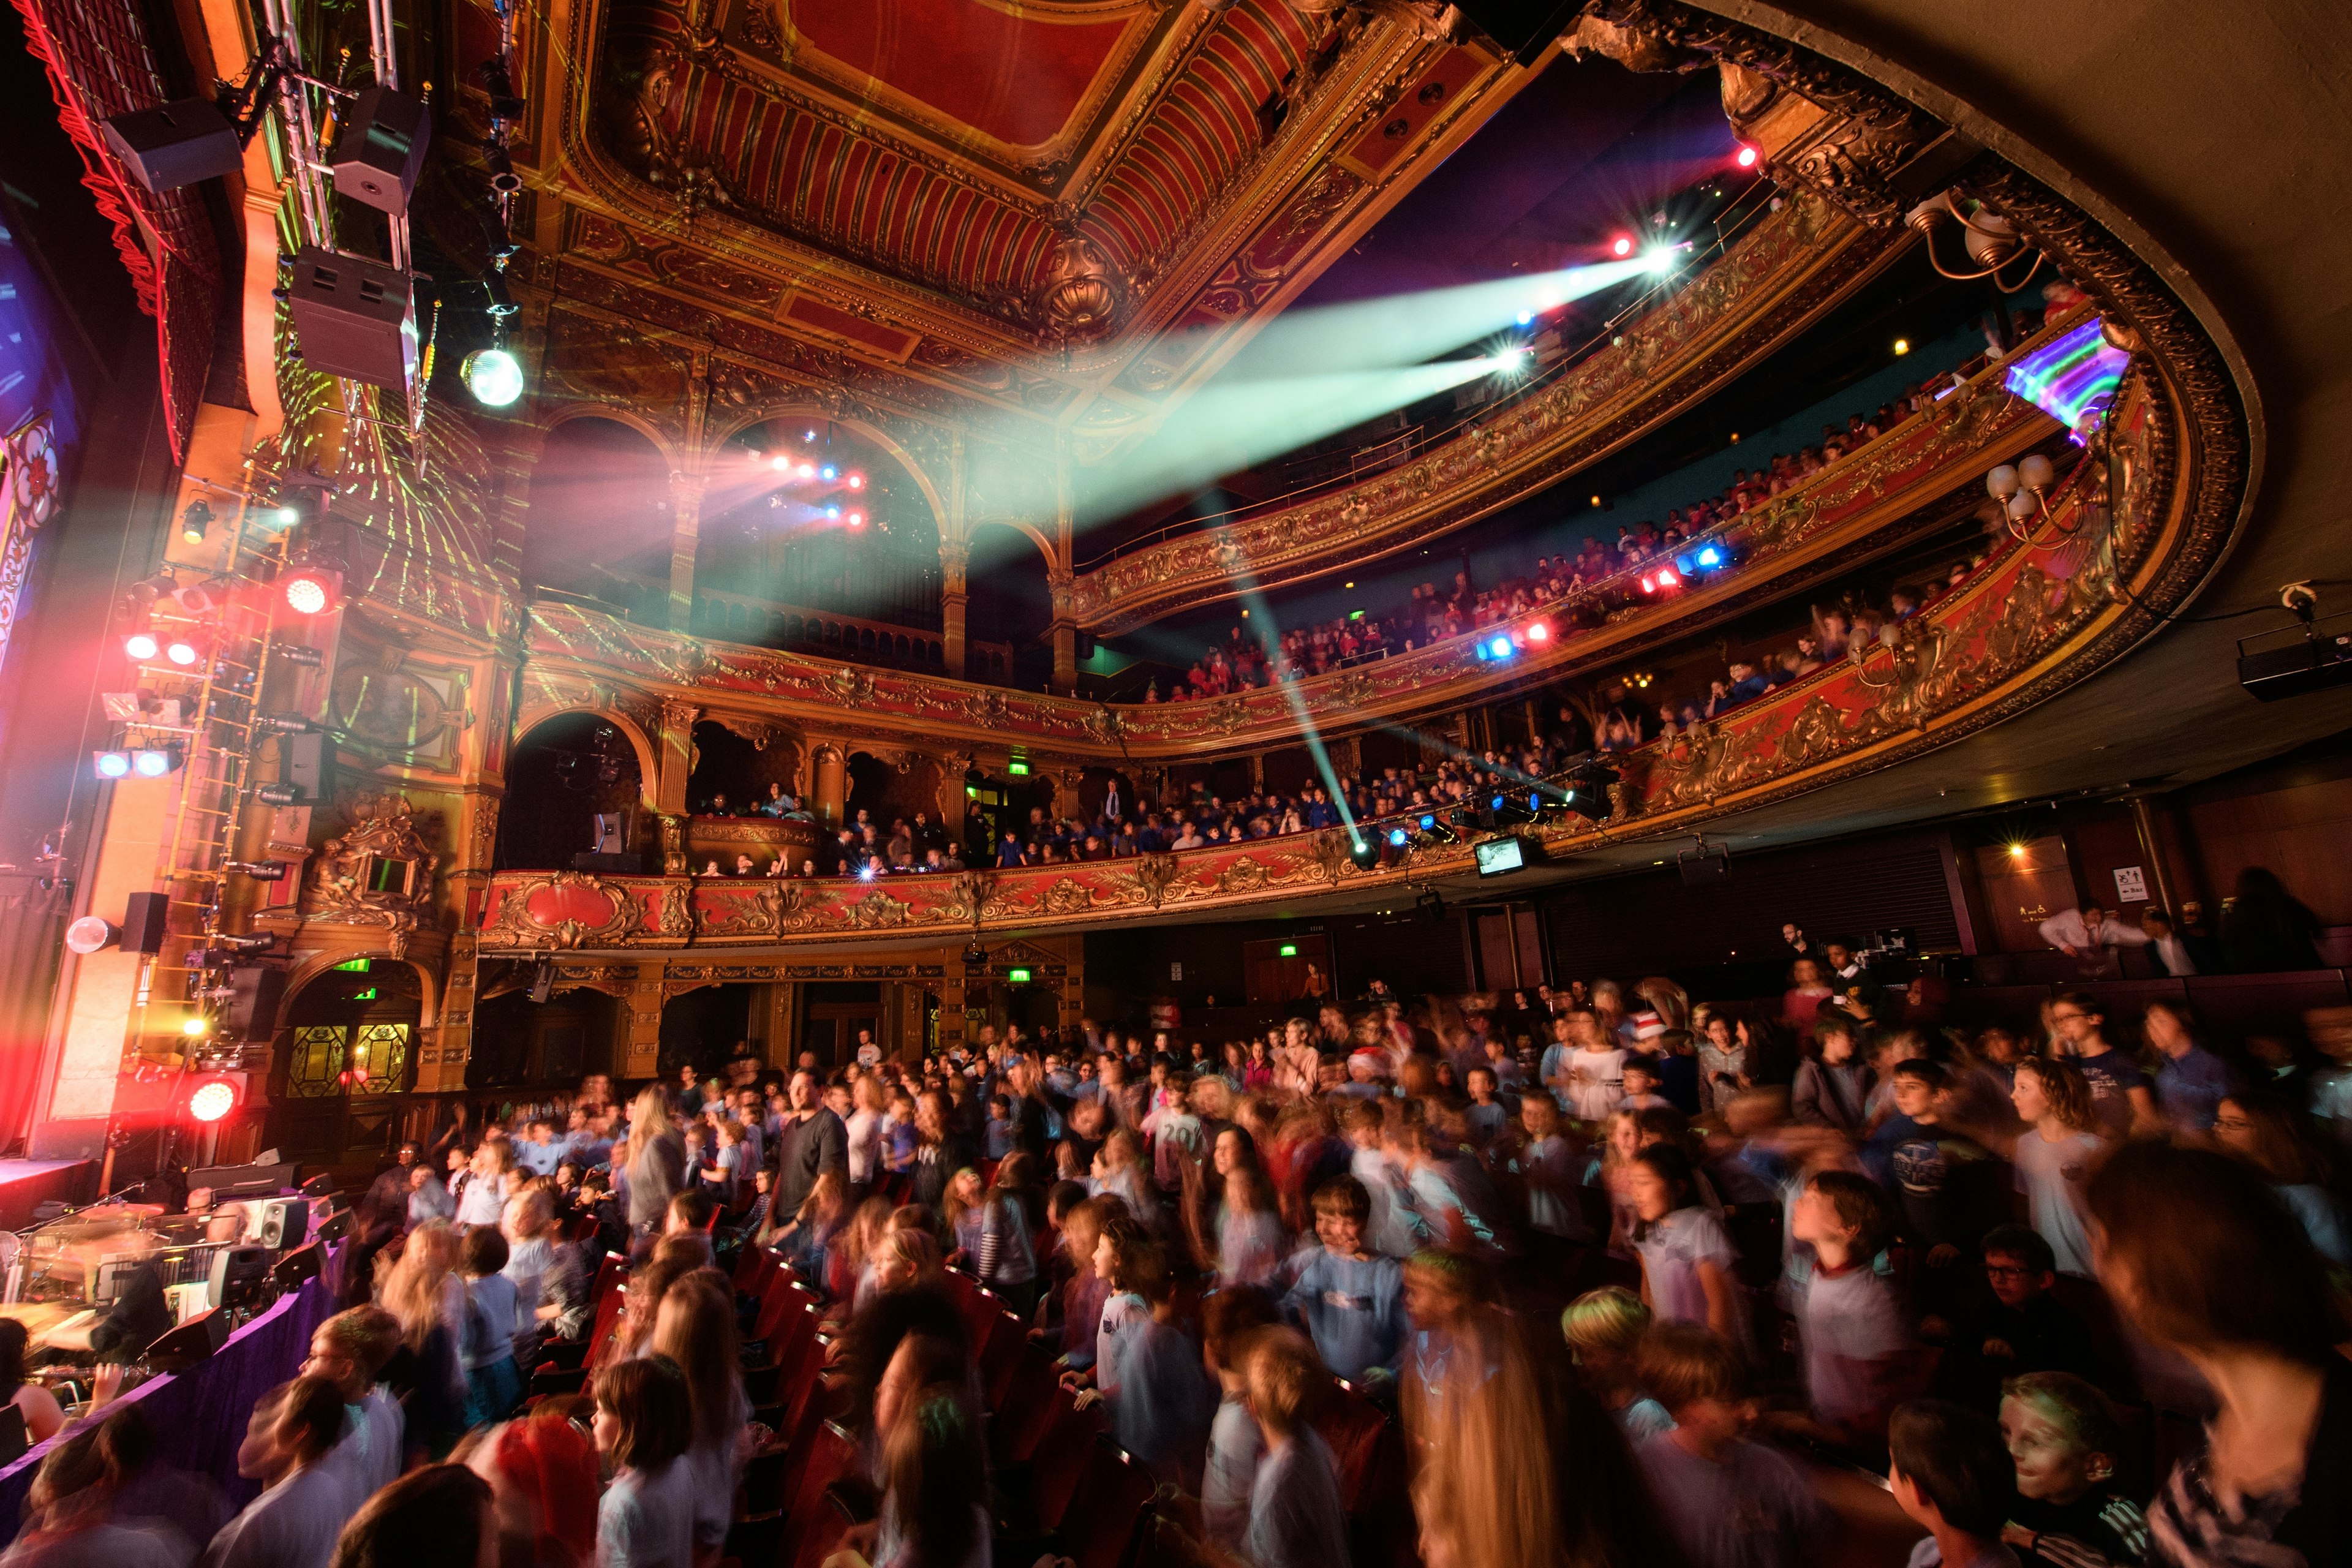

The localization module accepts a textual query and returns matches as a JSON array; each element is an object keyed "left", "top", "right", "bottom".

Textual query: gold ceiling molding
[{"left": 521, "top": 0, "right": 1526, "bottom": 432}]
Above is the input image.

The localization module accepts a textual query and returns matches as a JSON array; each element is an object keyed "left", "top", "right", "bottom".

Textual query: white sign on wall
[{"left": 2113, "top": 865, "right": 2149, "bottom": 903}]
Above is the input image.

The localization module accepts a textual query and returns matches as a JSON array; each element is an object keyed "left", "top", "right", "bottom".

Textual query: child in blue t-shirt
[{"left": 1281, "top": 1175, "right": 1405, "bottom": 1386}]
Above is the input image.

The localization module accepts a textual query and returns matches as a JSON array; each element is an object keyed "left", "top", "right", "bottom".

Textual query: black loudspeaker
[
  {"left": 284, "top": 731, "right": 331, "bottom": 802},
  {"left": 329, "top": 87, "right": 430, "bottom": 213},
  {"left": 1678, "top": 847, "right": 1730, "bottom": 886},
  {"left": 204, "top": 1247, "right": 273, "bottom": 1311},
  {"left": 188, "top": 1160, "right": 296, "bottom": 1199},
  {"left": 1452, "top": 0, "right": 1585, "bottom": 62},
  {"left": 100, "top": 97, "right": 243, "bottom": 192},
  {"left": 147, "top": 1306, "right": 232, "bottom": 1368},
  {"left": 528, "top": 956, "right": 556, "bottom": 1004},
  {"left": 255, "top": 1197, "right": 309, "bottom": 1250},
  {"left": 288, "top": 246, "right": 420, "bottom": 391},
  {"left": 300, "top": 1172, "right": 336, "bottom": 1198},
  {"left": 1075, "top": 630, "right": 1096, "bottom": 661},
  {"left": 121, "top": 890, "right": 170, "bottom": 954},
  {"left": 224, "top": 967, "right": 287, "bottom": 1037},
  {"left": 271, "top": 1240, "right": 323, "bottom": 1292}
]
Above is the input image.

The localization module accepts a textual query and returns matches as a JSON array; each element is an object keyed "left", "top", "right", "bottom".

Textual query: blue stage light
[
  {"left": 1388, "top": 827, "right": 1409, "bottom": 847},
  {"left": 1697, "top": 545, "right": 1722, "bottom": 567},
  {"left": 1487, "top": 636, "right": 1512, "bottom": 659},
  {"left": 1419, "top": 814, "right": 1436, "bottom": 831},
  {"left": 1674, "top": 553, "right": 1695, "bottom": 575},
  {"left": 1491, "top": 794, "right": 1506, "bottom": 811},
  {"left": 821, "top": 466, "right": 837, "bottom": 481}
]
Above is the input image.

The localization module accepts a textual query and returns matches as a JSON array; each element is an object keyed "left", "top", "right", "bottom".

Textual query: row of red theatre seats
[{"left": 533, "top": 1237, "right": 1415, "bottom": 1568}]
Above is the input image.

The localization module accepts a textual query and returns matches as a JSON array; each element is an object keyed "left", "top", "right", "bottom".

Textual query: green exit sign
[
  {"left": 1006, "top": 967, "right": 1032, "bottom": 984},
  {"left": 333, "top": 957, "right": 372, "bottom": 972},
  {"left": 1279, "top": 944, "right": 1297, "bottom": 957},
  {"left": 1007, "top": 761, "right": 1030, "bottom": 776}
]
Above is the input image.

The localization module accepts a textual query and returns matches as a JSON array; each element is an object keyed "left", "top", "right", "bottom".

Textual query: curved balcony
[
  {"left": 519, "top": 324, "right": 2064, "bottom": 763},
  {"left": 1066, "top": 188, "right": 1909, "bottom": 634},
  {"left": 480, "top": 333, "right": 2242, "bottom": 952}
]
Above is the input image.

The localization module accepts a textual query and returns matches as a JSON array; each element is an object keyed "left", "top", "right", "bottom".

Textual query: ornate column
[
  {"left": 1048, "top": 568, "right": 1077, "bottom": 694},
  {"left": 2125, "top": 791, "right": 2190, "bottom": 918},
  {"left": 939, "top": 538, "right": 971, "bottom": 679},
  {"left": 625, "top": 962, "right": 665, "bottom": 1079},
  {"left": 810, "top": 742, "right": 847, "bottom": 828},
  {"left": 665, "top": 470, "right": 707, "bottom": 633}
]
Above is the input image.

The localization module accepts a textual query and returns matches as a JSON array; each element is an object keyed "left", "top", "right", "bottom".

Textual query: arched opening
[
  {"left": 266, "top": 959, "right": 423, "bottom": 1164},
  {"left": 966, "top": 519, "right": 1056, "bottom": 688},
  {"left": 468, "top": 986, "right": 623, "bottom": 1090},
  {"left": 525, "top": 417, "right": 675, "bottom": 626},
  {"left": 497, "top": 715, "right": 646, "bottom": 870},
  {"left": 693, "top": 418, "right": 943, "bottom": 649},
  {"left": 686, "top": 720, "right": 761, "bottom": 815}
]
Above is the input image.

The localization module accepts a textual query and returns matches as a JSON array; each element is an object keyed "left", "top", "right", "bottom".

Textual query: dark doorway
[
  {"left": 971, "top": 979, "right": 1059, "bottom": 1038},
  {"left": 659, "top": 984, "right": 755, "bottom": 1079},
  {"left": 802, "top": 981, "right": 883, "bottom": 1069},
  {"left": 268, "top": 960, "right": 421, "bottom": 1166},
  {"left": 468, "top": 987, "right": 620, "bottom": 1090},
  {"left": 497, "top": 715, "right": 643, "bottom": 869}
]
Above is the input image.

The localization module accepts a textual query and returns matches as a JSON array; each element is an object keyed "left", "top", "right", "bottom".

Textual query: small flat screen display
[{"left": 1474, "top": 837, "right": 1525, "bottom": 876}]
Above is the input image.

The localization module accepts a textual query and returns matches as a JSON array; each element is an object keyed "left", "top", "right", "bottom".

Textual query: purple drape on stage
[{"left": 0, "top": 1266, "right": 339, "bottom": 1540}]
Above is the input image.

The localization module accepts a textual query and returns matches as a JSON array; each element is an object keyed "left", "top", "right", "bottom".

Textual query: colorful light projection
[{"left": 2003, "top": 319, "right": 2130, "bottom": 442}]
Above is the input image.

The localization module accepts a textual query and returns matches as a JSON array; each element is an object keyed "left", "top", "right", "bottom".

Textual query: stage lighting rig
[
  {"left": 1415, "top": 813, "right": 1458, "bottom": 846},
  {"left": 1561, "top": 760, "right": 1620, "bottom": 821},
  {"left": 1347, "top": 835, "right": 1381, "bottom": 872}
]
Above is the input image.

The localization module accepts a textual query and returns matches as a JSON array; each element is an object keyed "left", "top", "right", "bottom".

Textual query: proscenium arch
[
  {"left": 509, "top": 704, "right": 662, "bottom": 815},
  {"left": 706, "top": 407, "right": 952, "bottom": 540}
]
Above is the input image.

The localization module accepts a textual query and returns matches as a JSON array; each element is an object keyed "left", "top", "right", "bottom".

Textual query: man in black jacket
[{"left": 772, "top": 1068, "right": 846, "bottom": 1218}]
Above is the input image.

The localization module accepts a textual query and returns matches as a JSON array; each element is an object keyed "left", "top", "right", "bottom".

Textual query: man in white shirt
[
  {"left": 2037, "top": 903, "right": 2149, "bottom": 959},
  {"left": 202, "top": 1377, "right": 355, "bottom": 1568},
  {"left": 304, "top": 1306, "right": 407, "bottom": 1502}
]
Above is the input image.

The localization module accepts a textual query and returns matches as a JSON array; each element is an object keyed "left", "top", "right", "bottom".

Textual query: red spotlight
[
  {"left": 165, "top": 638, "right": 202, "bottom": 667},
  {"left": 1638, "top": 575, "right": 1655, "bottom": 594},
  {"left": 282, "top": 567, "right": 341, "bottom": 616},
  {"left": 187, "top": 1076, "right": 240, "bottom": 1123},
  {"left": 1524, "top": 620, "right": 1550, "bottom": 644},
  {"left": 125, "top": 631, "right": 160, "bottom": 660},
  {"left": 846, "top": 474, "right": 864, "bottom": 489},
  {"left": 1655, "top": 567, "right": 1680, "bottom": 589},
  {"left": 1610, "top": 235, "right": 1635, "bottom": 258},
  {"left": 1735, "top": 144, "right": 1759, "bottom": 168},
  {"left": 845, "top": 511, "right": 865, "bottom": 529}
]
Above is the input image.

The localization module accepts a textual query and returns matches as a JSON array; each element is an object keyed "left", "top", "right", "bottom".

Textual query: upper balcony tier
[
  {"left": 479, "top": 323, "right": 2242, "bottom": 952},
  {"left": 519, "top": 317, "right": 2070, "bottom": 765}
]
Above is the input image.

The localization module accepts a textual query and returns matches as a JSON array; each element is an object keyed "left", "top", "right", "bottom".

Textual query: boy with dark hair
[
  {"left": 1887, "top": 1398, "right": 2019, "bottom": 1568},
  {"left": 1787, "top": 1169, "right": 1912, "bottom": 1445},
  {"left": 1868, "top": 1059, "right": 1999, "bottom": 1311},
  {"left": 1281, "top": 1176, "right": 1406, "bottom": 1385},
  {"left": 1933, "top": 1226, "right": 2102, "bottom": 1414},
  {"left": 1635, "top": 1324, "right": 1839, "bottom": 1568}
]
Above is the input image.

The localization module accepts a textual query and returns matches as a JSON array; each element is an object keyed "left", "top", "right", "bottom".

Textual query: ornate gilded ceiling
[{"left": 516, "top": 0, "right": 1529, "bottom": 439}]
